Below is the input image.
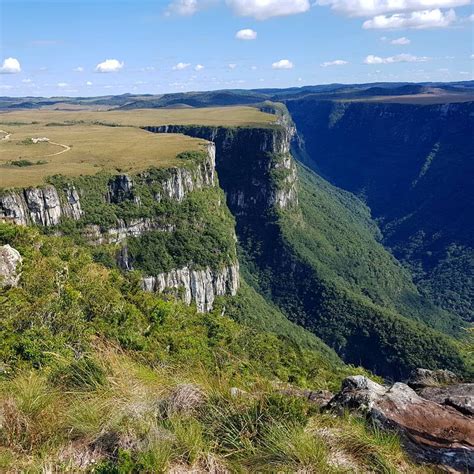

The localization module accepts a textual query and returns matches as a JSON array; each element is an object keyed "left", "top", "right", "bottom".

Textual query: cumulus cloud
[
  {"left": 364, "top": 53, "right": 429, "bottom": 64},
  {"left": 228, "top": 63, "right": 237, "bottom": 69},
  {"left": 86, "top": 81, "right": 93, "bottom": 86},
  {"left": 73, "top": 66, "right": 84, "bottom": 72},
  {"left": 272, "top": 59, "right": 294, "bottom": 69},
  {"left": 173, "top": 62, "right": 191, "bottom": 70},
  {"left": 227, "top": 0, "right": 310, "bottom": 20},
  {"left": 317, "top": 0, "right": 467, "bottom": 17},
  {"left": 320, "top": 59, "right": 348, "bottom": 67},
  {"left": 195, "top": 64, "right": 205, "bottom": 71},
  {"left": 235, "top": 28, "right": 257, "bottom": 40},
  {"left": 95, "top": 59, "right": 124, "bottom": 72},
  {"left": 391, "top": 36, "right": 411, "bottom": 44},
  {"left": 363, "top": 9, "right": 456, "bottom": 29},
  {"left": 0, "top": 57, "right": 21, "bottom": 74}
]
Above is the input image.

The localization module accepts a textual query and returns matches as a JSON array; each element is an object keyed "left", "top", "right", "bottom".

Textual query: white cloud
[
  {"left": 22, "top": 78, "right": 32, "bottom": 83},
  {"left": 228, "top": 63, "right": 237, "bottom": 69},
  {"left": 235, "top": 28, "right": 257, "bottom": 40},
  {"left": 173, "top": 62, "right": 191, "bottom": 70},
  {"left": 195, "top": 64, "right": 205, "bottom": 71},
  {"left": 57, "top": 82, "right": 68, "bottom": 87},
  {"left": 95, "top": 59, "right": 124, "bottom": 73},
  {"left": 73, "top": 66, "right": 84, "bottom": 72},
  {"left": 363, "top": 9, "right": 456, "bottom": 29},
  {"left": 86, "top": 81, "right": 93, "bottom": 86},
  {"left": 317, "top": 0, "right": 467, "bottom": 17},
  {"left": 364, "top": 53, "right": 429, "bottom": 64},
  {"left": 320, "top": 59, "right": 348, "bottom": 67},
  {"left": 471, "top": 54, "right": 474, "bottom": 59},
  {"left": 272, "top": 59, "right": 294, "bottom": 69},
  {"left": 0, "top": 57, "right": 21, "bottom": 74},
  {"left": 251, "top": 65, "right": 258, "bottom": 70},
  {"left": 227, "top": 0, "right": 310, "bottom": 20},
  {"left": 391, "top": 36, "right": 411, "bottom": 44},
  {"left": 166, "top": 0, "right": 200, "bottom": 15}
]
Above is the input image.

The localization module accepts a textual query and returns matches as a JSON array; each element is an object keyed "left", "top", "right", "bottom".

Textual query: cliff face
[
  {"left": 286, "top": 98, "right": 474, "bottom": 322},
  {"left": 142, "top": 263, "right": 240, "bottom": 313},
  {"left": 0, "top": 185, "right": 82, "bottom": 226},
  {"left": 0, "top": 143, "right": 216, "bottom": 230},
  {"left": 144, "top": 125, "right": 298, "bottom": 217},
  {"left": 0, "top": 142, "right": 239, "bottom": 312}
]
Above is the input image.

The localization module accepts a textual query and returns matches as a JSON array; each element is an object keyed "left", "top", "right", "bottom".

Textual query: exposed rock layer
[
  {"left": 141, "top": 263, "right": 239, "bottom": 313},
  {"left": 329, "top": 375, "right": 474, "bottom": 472},
  {"left": 143, "top": 125, "right": 298, "bottom": 213},
  {"left": 0, "top": 185, "right": 82, "bottom": 226}
]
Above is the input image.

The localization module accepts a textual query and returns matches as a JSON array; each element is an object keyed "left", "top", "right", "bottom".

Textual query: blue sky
[{"left": 0, "top": 0, "right": 472, "bottom": 97}]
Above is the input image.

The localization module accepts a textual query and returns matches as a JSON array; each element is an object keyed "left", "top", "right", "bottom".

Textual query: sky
[{"left": 0, "top": 0, "right": 473, "bottom": 97}]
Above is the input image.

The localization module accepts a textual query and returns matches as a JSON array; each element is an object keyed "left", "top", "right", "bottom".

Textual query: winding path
[
  {"left": 43, "top": 141, "right": 71, "bottom": 157},
  {"left": 0, "top": 130, "right": 71, "bottom": 157},
  {"left": 0, "top": 129, "right": 11, "bottom": 141}
]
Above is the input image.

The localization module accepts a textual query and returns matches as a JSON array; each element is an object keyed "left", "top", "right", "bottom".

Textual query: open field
[
  {"left": 0, "top": 123, "right": 206, "bottom": 188},
  {"left": 0, "top": 106, "right": 276, "bottom": 128}
]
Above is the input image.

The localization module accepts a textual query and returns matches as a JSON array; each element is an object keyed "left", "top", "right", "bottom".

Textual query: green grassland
[
  {"left": 0, "top": 124, "right": 205, "bottom": 188},
  {"left": 0, "top": 105, "right": 276, "bottom": 128},
  {"left": 0, "top": 106, "right": 275, "bottom": 188},
  {"left": 0, "top": 222, "right": 427, "bottom": 472}
]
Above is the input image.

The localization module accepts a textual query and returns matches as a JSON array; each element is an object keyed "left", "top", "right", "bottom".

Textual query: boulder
[
  {"left": 408, "top": 368, "right": 459, "bottom": 389},
  {"left": 329, "top": 375, "right": 474, "bottom": 472},
  {"left": 418, "top": 383, "right": 474, "bottom": 417},
  {"left": 0, "top": 244, "right": 22, "bottom": 288}
]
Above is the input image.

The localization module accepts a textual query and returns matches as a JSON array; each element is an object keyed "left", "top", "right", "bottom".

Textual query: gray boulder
[
  {"left": 418, "top": 383, "right": 474, "bottom": 416},
  {"left": 408, "top": 368, "right": 459, "bottom": 389},
  {"left": 329, "top": 375, "right": 474, "bottom": 472},
  {"left": 0, "top": 244, "right": 22, "bottom": 288}
]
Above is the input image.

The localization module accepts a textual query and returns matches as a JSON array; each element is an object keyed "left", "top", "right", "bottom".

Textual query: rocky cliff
[
  {"left": 0, "top": 142, "right": 239, "bottom": 312},
  {"left": 142, "top": 263, "right": 240, "bottom": 313},
  {"left": 143, "top": 124, "right": 298, "bottom": 216},
  {"left": 286, "top": 98, "right": 474, "bottom": 322},
  {"left": 0, "top": 143, "right": 216, "bottom": 229},
  {"left": 0, "top": 185, "right": 82, "bottom": 226}
]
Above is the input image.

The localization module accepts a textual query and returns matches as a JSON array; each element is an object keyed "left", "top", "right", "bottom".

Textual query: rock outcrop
[
  {"left": 141, "top": 263, "right": 239, "bottom": 312},
  {"left": 0, "top": 244, "right": 22, "bottom": 288},
  {"left": 417, "top": 383, "right": 474, "bottom": 417},
  {"left": 407, "top": 367, "right": 460, "bottom": 389},
  {"left": 144, "top": 125, "right": 297, "bottom": 213},
  {"left": 329, "top": 375, "right": 474, "bottom": 472},
  {"left": 84, "top": 219, "right": 175, "bottom": 246},
  {"left": 0, "top": 143, "right": 216, "bottom": 228},
  {"left": 0, "top": 185, "right": 83, "bottom": 226}
]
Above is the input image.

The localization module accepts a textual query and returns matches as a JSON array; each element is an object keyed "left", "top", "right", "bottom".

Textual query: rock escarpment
[
  {"left": 287, "top": 98, "right": 474, "bottom": 322},
  {"left": 0, "top": 143, "right": 216, "bottom": 230},
  {"left": 144, "top": 125, "right": 298, "bottom": 214},
  {"left": 0, "top": 142, "right": 239, "bottom": 312},
  {"left": 0, "top": 185, "right": 82, "bottom": 226},
  {"left": 142, "top": 263, "right": 239, "bottom": 313},
  {"left": 329, "top": 375, "right": 474, "bottom": 472}
]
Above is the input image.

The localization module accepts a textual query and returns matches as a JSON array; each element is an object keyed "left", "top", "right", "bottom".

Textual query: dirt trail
[
  {"left": 0, "top": 129, "right": 11, "bottom": 140},
  {"left": 0, "top": 130, "right": 71, "bottom": 156},
  {"left": 43, "top": 141, "right": 71, "bottom": 157}
]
